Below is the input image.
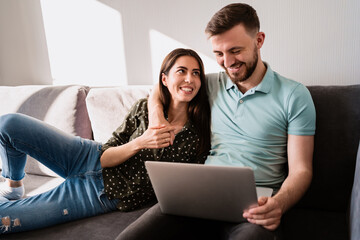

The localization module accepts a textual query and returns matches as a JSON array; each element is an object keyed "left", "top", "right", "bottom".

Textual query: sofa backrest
[
  {"left": 0, "top": 85, "right": 92, "bottom": 177},
  {"left": 85, "top": 86, "right": 152, "bottom": 144},
  {"left": 297, "top": 85, "right": 360, "bottom": 212}
]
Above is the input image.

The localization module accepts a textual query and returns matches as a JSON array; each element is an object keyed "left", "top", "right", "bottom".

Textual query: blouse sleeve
[{"left": 101, "top": 98, "right": 147, "bottom": 154}]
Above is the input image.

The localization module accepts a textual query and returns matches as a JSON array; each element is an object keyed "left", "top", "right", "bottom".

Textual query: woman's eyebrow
[
  {"left": 177, "top": 66, "right": 188, "bottom": 69},
  {"left": 177, "top": 66, "right": 200, "bottom": 72}
]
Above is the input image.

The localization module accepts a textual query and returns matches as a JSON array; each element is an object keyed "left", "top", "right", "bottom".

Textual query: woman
[{"left": 0, "top": 48, "right": 210, "bottom": 234}]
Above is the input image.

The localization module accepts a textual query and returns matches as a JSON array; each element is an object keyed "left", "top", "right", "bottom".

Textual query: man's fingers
[
  {"left": 150, "top": 125, "right": 176, "bottom": 133},
  {"left": 258, "top": 196, "right": 268, "bottom": 206},
  {"left": 149, "top": 125, "right": 175, "bottom": 145},
  {"left": 169, "top": 131, "right": 175, "bottom": 145},
  {"left": 149, "top": 125, "right": 167, "bottom": 130}
]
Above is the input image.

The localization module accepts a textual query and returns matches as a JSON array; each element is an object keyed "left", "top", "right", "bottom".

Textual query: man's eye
[{"left": 216, "top": 53, "right": 223, "bottom": 57}]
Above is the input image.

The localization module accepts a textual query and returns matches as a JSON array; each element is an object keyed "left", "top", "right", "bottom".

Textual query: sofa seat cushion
[
  {"left": 0, "top": 85, "right": 92, "bottom": 177},
  {"left": 1, "top": 205, "right": 152, "bottom": 240},
  {"left": 0, "top": 170, "right": 64, "bottom": 197},
  {"left": 282, "top": 208, "right": 349, "bottom": 240}
]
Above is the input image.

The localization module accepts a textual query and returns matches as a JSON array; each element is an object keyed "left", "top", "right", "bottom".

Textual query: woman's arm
[{"left": 100, "top": 125, "right": 175, "bottom": 168}]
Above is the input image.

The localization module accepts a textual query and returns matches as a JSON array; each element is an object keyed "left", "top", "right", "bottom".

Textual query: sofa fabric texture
[
  {"left": 0, "top": 84, "right": 359, "bottom": 240},
  {"left": 86, "top": 86, "right": 151, "bottom": 144},
  {"left": 0, "top": 85, "right": 92, "bottom": 177}
]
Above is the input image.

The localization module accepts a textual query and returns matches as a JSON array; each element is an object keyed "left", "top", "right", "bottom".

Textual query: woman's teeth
[{"left": 181, "top": 87, "right": 192, "bottom": 92}]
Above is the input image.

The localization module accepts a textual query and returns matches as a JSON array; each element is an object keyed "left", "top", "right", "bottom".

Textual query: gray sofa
[{"left": 0, "top": 84, "right": 359, "bottom": 240}]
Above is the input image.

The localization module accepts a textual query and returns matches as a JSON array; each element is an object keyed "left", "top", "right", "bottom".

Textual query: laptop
[{"left": 145, "top": 161, "right": 273, "bottom": 223}]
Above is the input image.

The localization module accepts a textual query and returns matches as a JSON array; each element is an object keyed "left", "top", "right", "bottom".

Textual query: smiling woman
[
  {"left": 161, "top": 56, "right": 201, "bottom": 108},
  {"left": 0, "top": 48, "right": 211, "bottom": 234}
]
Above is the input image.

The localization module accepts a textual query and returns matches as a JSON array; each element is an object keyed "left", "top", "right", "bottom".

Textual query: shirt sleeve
[
  {"left": 287, "top": 84, "right": 316, "bottom": 135},
  {"left": 101, "top": 98, "right": 147, "bottom": 153}
]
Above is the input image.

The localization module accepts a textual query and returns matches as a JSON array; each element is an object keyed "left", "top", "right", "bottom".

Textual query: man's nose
[{"left": 223, "top": 54, "right": 236, "bottom": 68}]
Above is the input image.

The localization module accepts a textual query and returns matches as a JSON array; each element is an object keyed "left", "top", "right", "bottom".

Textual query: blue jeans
[{"left": 0, "top": 113, "right": 118, "bottom": 234}]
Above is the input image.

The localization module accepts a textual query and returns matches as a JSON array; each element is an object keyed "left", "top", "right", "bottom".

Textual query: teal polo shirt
[{"left": 204, "top": 63, "right": 316, "bottom": 190}]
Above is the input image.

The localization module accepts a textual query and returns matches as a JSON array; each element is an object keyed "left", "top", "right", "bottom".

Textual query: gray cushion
[{"left": 0, "top": 85, "right": 92, "bottom": 177}]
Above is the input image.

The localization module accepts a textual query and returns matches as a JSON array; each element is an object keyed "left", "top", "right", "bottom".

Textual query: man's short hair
[{"left": 205, "top": 3, "right": 260, "bottom": 38}]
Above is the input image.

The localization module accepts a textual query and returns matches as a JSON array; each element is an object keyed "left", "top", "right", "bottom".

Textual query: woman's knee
[{"left": 0, "top": 113, "right": 29, "bottom": 135}]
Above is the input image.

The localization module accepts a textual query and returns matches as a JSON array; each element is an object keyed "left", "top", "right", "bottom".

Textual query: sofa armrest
[{"left": 350, "top": 141, "right": 360, "bottom": 240}]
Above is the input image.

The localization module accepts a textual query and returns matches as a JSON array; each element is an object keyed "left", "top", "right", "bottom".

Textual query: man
[{"left": 118, "top": 3, "right": 315, "bottom": 240}]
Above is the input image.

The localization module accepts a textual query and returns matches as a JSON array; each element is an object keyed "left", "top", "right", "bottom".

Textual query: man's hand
[
  {"left": 148, "top": 109, "right": 175, "bottom": 145},
  {"left": 135, "top": 125, "right": 176, "bottom": 149},
  {"left": 243, "top": 196, "right": 283, "bottom": 231}
]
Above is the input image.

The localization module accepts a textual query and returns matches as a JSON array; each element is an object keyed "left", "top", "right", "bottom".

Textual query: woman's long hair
[{"left": 159, "top": 48, "right": 211, "bottom": 160}]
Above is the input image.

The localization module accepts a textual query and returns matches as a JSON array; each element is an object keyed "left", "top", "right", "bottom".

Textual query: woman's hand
[
  {"left": 135, "top": 125, "right": 176, "bottom": 149},
  {"left": 101, "top": 125, "right": 176, "bottom": 168}
]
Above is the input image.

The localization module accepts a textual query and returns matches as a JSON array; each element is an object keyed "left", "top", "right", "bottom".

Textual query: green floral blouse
[{"left": 101, "top": 98, "right": 207, "bottom": 211}]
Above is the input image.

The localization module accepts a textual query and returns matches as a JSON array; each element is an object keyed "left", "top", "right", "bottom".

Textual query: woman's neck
[{"left": 167, "top": 101, "right": 188, "bottom": 133}]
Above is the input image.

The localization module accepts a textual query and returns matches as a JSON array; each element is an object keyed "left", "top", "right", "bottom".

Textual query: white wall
[
  {"left": 0, "top": 0, "right": 52, "bottom": 86},
  {"left": 0, "top": 0, "right": 359, "bottom": 86}
]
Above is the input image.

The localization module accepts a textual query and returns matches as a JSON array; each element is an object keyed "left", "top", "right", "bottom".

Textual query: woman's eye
[
  {"left": 177, "top": 69, "right": 185, "bottom": 74},
  {"left": 193, "top": 71, "right": 200, "bottom": 76}
]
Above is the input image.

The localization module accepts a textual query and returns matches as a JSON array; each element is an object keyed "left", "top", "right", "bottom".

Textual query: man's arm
[
  {"left": 148, "top": 83, "right": 175, "bottom": 143},
  {"left": 243, "top": 134, "right": 314, "bottom": 230}
]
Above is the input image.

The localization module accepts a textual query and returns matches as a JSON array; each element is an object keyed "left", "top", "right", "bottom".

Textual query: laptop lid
[{"left": 145, "top": 161, "right": 270, "bottom": 223}]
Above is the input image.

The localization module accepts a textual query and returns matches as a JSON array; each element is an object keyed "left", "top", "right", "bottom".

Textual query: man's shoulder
[
  {"left": 205, "top": 72, "right": 225, "bottom": 86},
  {"left": 205, "top": 72, "right": 226, "bottom": 98},
  {"left": 272, "top": 71, "right": 308, "bottom": 94},
  {"left": 205, "top": 72, "right": 221, "bottom": 81}
]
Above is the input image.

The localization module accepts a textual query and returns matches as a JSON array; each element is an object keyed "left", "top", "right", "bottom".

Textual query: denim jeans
[{"left": 0, "top": 113, "right": 118, "bottom": 234}]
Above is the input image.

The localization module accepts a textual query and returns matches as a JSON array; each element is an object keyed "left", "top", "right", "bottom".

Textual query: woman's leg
[
  {"left": 0, "top": 113, "right": 119, "bottom": 234},
  {"left": 0, "top": 113, "right": 101, "bottom": 182},
  {"left": 0, "top": 171, "right": 118, "bottom": 234}
]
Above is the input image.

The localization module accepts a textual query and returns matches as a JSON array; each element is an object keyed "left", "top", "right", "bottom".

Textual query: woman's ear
[{"left": 161, "top": 73, "right": 168, "bottom": 87}]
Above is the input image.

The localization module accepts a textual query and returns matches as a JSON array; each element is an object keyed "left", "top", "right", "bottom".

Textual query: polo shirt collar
[
  {"left": 225, "top": 75, "right": 236, "bottom": 90},
  {"left": 224, "top": 62, "right": 274, "bottom": 93},
  {"left": 254, "top": 62, "right": 273, "bottom": 94}
]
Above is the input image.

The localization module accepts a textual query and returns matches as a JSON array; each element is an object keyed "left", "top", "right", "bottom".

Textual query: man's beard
[{"left": 225, "top": 47, "right": 258, "bottom": 84}]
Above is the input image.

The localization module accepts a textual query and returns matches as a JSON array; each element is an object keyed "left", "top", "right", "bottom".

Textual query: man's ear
[
  {"left": 256, "top": 32, "right": 265, "bottom": 49},
  {"left": 161, "top": 73, "right": 167, "bottom": 86}
]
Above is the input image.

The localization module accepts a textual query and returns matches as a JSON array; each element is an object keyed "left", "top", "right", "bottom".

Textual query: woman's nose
[{"left": 184, "top": 74, "right": 193, "bottom": 83}]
